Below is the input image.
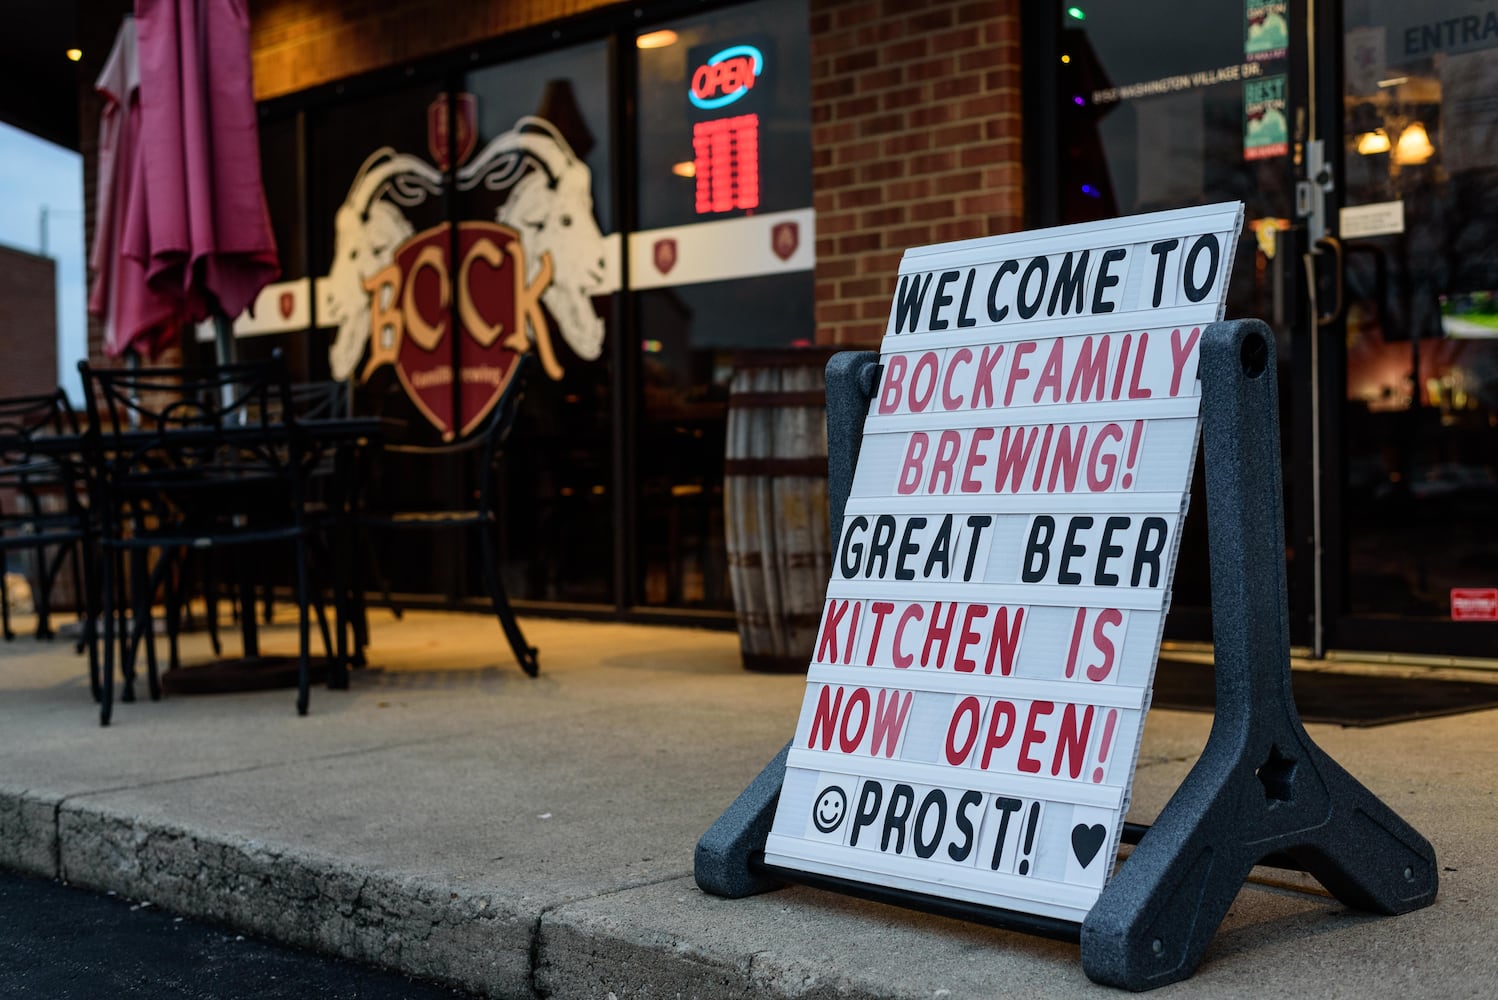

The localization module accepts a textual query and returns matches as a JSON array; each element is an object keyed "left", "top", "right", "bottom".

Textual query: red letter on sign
[
  {"left": 898, "top": 432, "right": 929, "bottom": 495},
  {"left": 870, "top": 689, "right": 913, "bottom": 757},
  {"left": 808, "top": 685, "right": 845, "bottom": 750},
  {"left": 879, "top": 354, "right": 908, "bottom": 413},
  {"left": 1017, "top": 700, "right": 1055, "bottom": 773}
]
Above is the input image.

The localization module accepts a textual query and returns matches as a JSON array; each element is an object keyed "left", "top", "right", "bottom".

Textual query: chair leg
[
  {"left": 100, "top": 546, "right": 116, "bottom": 726},
  {"left": 127, "top": 548, "right": 160, "bottom": 702},
  {"left": 330, "top": 523, "right": 352, "bottom": 689},
  {"left": 70, "top": 539, "right": 90, "bottom": 654},
  {"left": 295, "top": 535, "right": 311, "bottom": 716},
  {"left": 76, "top": 537, "right": 101, "bottom": 703},
  {"left": 479, "top": 520, "right": 538, "bottom": 677},
  {"left": 116, "top": 549, "right": 136, "bottom": 703},
  {"left": 163, "top": 550, "right": 183, "bottom": 674},
  {"left": 204, "top": 554, "right": 223, "bottom": 657},
  {"left": 34, "top": 543, "right": 57, "bottom": 640},
  {"left": 1, "top": 558, "right": 12, "bottom": 641}
]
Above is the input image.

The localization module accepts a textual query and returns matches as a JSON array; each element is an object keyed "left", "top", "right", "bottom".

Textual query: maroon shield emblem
[
  {"left": 654, "top": 238, "right": 677, "bottom": 275},
  {"left": 428, "top": 93, "right": 478, "bottom": 171},
  {"left": 368, "top": 221, "right": 524, "bottom": 440},
  {"left": 278, "top": 291, "right": 295, "bottom": 319},
  {"left": 772, "top": 221, "right": 799, "bottom": 261}
]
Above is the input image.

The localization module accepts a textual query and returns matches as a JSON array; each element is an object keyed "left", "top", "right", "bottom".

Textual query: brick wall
[
  {"left": 250, "top": 0, "right": 623, "bottom": 100},
  {"left": 0, "top": 247, "right": 60, "bottom": 400},
  {"left": 809, "top": 0, "right": 1023, "bottom": 347}
]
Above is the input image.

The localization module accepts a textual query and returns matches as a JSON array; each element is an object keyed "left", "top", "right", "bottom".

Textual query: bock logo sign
[
  {"left": 321, "top": 112, "right": 608, "bottom": 438},
  {"left": 763, "top": 203, "right": 1245, "bottom": 924},
  {"left": 689, "top": 44, "right": 764, "bottom": 110}
]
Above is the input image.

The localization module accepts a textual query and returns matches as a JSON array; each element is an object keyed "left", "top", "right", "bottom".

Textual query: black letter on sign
[
  {"left": 1022, "top": 516, "right": 1055, "bottom": 583},
  {"left": 929, "top": 270, "right": 960, "bottom": 330},
  {"left": 963, "top": 515, "right": 992, "bottom": 582},
  {"left": 990, "top": 796, "right": 1024, "bottom": 870},
  {"left": 850, "top": 780, "right": 884, "bottom": 847},
  {"left": 1183, "top": 234, "right": 1220, "bottom": 303},
  {"left": 867, "top": 514, "right": 896, "bottom": 579},
  {"left": 1091, "top": 247, "right": 1127, "bottom": 314},
  {"left": 895, "top": 516, "right": 926, "bottom": 581},
  {"left": 1131, "top": 516, "right": 1169, "bottom": 587},
  {"left": 1058, "top": 516, "right": 1092, "bottom": 586},
  {"left": 1149, "top": 238, "right": 1179, "bottom": 308},
  {"left": 1095, "top": 515, "right": 1128, "bottom": 586},
  {"left": 1017, "top": 256, "right": 1049, "bottom": 320},
  {"left": 988, "top": 260, "right": 1019, "bottom": 321},
  {"left": 839, "top": 515, "right": 869, "bottom": 579},
  {"left": 924, "top": 514, "right": 954, "bottom": 580},
  {"left": 957, "top": 270, "right": 979, "bottom": 327},
  {"left": 948, "top": 790, "right": 983, "bottom": 862},
  {"left": 913, "top": 789, "right": 948, "bottom": 859},
  {"left": 1047, "top": 249, "right": 1089, "bottom": 317},
  {"left": 895, "top": 273, "right": 933, "bottom": 334},
  {"left": 883, "top": 783, "right": 916, "bottom": 854}
]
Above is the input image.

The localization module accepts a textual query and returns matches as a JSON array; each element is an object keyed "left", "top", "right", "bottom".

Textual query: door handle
[{"left": 1312, "top": 236, "right": 1344, "bottom": 327}]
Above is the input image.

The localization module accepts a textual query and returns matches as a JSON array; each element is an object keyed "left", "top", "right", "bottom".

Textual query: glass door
[
  {"left": 1328, "top": 0, "right": 1498, "bottom": 655},
  {"left": 1048, "top": 0, "right": 1309, "bottom": 643}
]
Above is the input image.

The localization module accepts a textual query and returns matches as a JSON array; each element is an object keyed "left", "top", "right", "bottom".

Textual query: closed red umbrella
[
  {"left": 89, "top": 0, "right": 279, "bottom": 359},
  {"left": 90, "top": 15, "right": 179, "bottom": 359}
]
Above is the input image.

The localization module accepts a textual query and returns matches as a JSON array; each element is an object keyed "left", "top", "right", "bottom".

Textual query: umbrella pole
[
  {"left": 211, "top": 306, "right": 237, "bottom": 413},
  {"left": 212, "top": 308, "right": 234, "bottom": 368}
]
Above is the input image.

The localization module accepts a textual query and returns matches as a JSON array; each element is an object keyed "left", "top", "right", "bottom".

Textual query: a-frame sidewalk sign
[{"left": 696, "top": 204, "right": 1437, "bottom": 990}]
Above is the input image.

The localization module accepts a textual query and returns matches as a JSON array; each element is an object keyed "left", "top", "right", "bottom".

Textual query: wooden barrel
[{"left": 724, "top": 349, "right": 836, "bottom": 672}]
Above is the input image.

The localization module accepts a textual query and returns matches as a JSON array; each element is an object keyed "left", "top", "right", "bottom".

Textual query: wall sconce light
[
  {"left": 1393, "top": 121, "right": 1434, "bottom": 165},
  {"left": 1356, "top": 129, "right": 1391, "bottom": 155}
]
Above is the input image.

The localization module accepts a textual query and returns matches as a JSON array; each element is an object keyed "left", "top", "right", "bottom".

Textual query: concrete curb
[
  {"left": 46, "top": 799, "right": 535, "bottom": 998},
  {"left": 0, "top": 783, "right": 61, "bottom": 878}
]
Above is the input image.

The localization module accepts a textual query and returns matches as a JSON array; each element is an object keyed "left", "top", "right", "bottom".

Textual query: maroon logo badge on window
[
  {"left": 654, "top": 238, "right": 678, "bottom": 275},
  {"left": 772, "top": 221, "right": 799, "bottom": 261},
  {"left": 360, "top": 221, "right": 538, "bottom": 440},
  {"left": 279, "top": 291, "right": 295, "bottom": 320},
  {"left": 427, "top": 92, "right": 478, "bottom": 171}
]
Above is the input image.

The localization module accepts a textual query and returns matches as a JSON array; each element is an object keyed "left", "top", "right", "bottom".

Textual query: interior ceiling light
[
  {"left": 1356, "top": 129, "right": 1390, "bottom": 155},
  {"left": 636, "top": 30, "right": 678, "bottom": 49}
]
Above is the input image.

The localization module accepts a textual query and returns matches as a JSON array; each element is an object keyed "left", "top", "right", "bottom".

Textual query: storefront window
[
  {"left": 633, "top": 0, "right": 814, "bottom": 608},
  {"left": 464, "top": 45, "right": 617, "bottom": 606},
  {"left": 242, "top": 0, "right": 811, "bottom": 618}
]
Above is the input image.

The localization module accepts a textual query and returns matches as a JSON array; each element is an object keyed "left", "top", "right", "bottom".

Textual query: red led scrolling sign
[{"left": 688, "top": 43, "right": 765, "bottom": 216}]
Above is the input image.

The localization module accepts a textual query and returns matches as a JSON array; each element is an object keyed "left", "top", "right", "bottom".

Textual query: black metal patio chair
[
  {"left": 350, "top": 355, "right": 539, "bottom": 677},
  {"left": 0, "top": 389, "right": 97, "bottom": 689},
  {"left": 78, "top": 356, "right": 318, "bottom": 725}
]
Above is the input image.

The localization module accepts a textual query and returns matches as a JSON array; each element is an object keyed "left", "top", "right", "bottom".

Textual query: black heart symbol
[{"left": 1071, "top": 823, "right": 1107, "bottom": 868}]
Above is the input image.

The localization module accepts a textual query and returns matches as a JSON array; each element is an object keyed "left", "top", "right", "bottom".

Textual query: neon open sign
[{"left": 689, "top": 44, "right": 764, "bottom": 109}]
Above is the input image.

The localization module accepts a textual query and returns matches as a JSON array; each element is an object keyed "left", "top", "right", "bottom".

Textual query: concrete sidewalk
[{"left": 1, "top": 610, "right": 1495, "bottom": 999}]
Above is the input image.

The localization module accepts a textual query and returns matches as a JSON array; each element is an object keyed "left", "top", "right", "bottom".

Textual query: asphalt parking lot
[{"left": 0, "top": 871, "right": 478, "bottom": 1000}]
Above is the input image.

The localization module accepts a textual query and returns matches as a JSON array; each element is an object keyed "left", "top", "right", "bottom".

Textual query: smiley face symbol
[{"left": 812, "top": 786, "right": 847, "bottom": 834}]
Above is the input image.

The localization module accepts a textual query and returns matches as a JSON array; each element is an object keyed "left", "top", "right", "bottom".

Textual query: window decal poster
[
  {"left": 1246, "top": 0, "right": 1289, "bottom": 63},
  {"left": 763, "top": 203, "right": 1245, "bottom": 924},
  {"left": 1244, "top": 75, "right": 1289, "bottom": 161}
]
